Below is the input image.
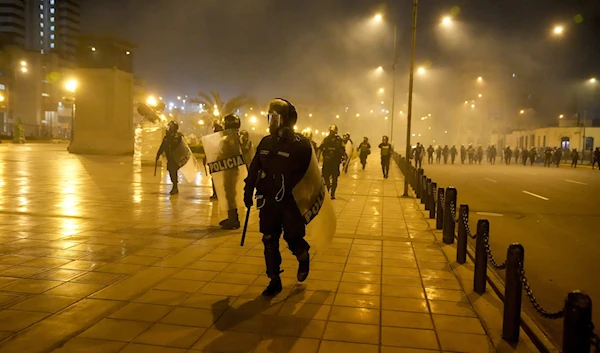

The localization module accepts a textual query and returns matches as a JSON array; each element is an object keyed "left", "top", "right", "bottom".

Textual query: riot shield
[
  {"left": 171, "top": 136, "right": 199, "bottom": 183},
  {"left": 292, "top": 149, "right": 336, "bottom": 252},
  {"left": 202, "top": 129, "right": 248, "bottom": 212},
  {"left": 343, "top": 140, "right": 357, "bottom": 173}
]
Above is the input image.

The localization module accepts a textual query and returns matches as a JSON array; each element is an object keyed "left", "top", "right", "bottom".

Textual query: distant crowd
[{"left": 410, "top": 143, "right": 600, "bottom": 169}]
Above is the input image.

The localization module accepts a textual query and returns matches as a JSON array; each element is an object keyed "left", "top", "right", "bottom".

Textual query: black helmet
[
  {"left": 329, "top": 124, "right": 338, "bottom": 134},
  {"left": 213, "top": 120, "right": 223, "bottom": 132},
  {"left": 267, "top": 98, "right": 297, "bottom": 129},
  {"left": 167, "top": 121, "right": 179, "bottom": 133},
  {"left": 223, "top": 113, "right": 241, "bottom": 130}
]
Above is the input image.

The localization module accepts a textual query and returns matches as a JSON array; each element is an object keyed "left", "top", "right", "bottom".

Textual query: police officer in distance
[
  {"left": 244, "top": 98, "right": 312, "bottom": 296},
  {"left": 379, "top": 135, "right": 392, "bottom": 178},
  {"left": 319, "top": 125, "right": 345, "bottom": 199},
  {"left": 156, "top": 121, "right": 184, "bottom": 195}
]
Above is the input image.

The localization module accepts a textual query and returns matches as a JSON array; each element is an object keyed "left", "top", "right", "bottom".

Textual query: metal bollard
[
  {"left": 442, "top": 187, "right": 457, "bottom": 244},
  {"left": 420, "top": 175, "right": 427, "bottom": 204},
  {"left": 473, "top": 219, "right": 489, "bottom": 294},
  {"left": 502, "top": 243, "right": 524, "bottom": 343},
  {"left": 424, "top": 178, "right": 431, "bottom": 210},
  {"left": 436, "top": 188, "right": 444, "bottom": 229},
  {"left": 562, "top": 291, "right": 593, "bottom": 353},
  {"left": 416, "top": 169, "right": 422, "bottom": 198},
  {"left": 429, "top": 182, "right": 436, "bottom": 219},
  {"left": 456, "top": 204, "right": 469, "bottom": 264}
]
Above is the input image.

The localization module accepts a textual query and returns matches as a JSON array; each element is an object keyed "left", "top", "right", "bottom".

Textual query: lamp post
[
  {"left": 403, "top": 0, "right": 419, "bottom": 197},
  {"left": 65, "top": 79, "right": 77, "bottom": 143}
]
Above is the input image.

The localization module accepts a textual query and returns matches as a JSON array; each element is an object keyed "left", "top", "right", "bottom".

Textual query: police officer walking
[
  {"left": 489, "top": 145, "right": 497, "bottom": 165},
  {"left": 243, "top": 98, "right": 312, "bottom": 296},
  {"left": 460, "top": 145, "right": 467, "bottom": 164},
  {"left": 357, "top": 137, "right": 371, "bottom": 170},
  {"left": 570, "top": 149, "right": 579, "bottom": 168},
  {"left": 521, "top": 148, "right": 529, "bottom": 166},
  {"left": 414, "top": 142, "right": 423, "bottom": 169},
  {"left": 427, "top": 145, "right": 434, "bottom": 164},
  {"left": 379, "top": 136, "right": 392, "bottom": 178},
  {"left": 319, "top": 125, "right": 345, "bottom": 199},
  {"left": 435, "top": 145, "right": 442, "bottom": 164},
  {"left": 593, "top": 147, "right": 600, "bottom": 170},
  {"left": 156, "top": 121, "right": 184, "bottom": 195},
  {"left": 450, "top": 145, "right": 457, "bottom": 164}
]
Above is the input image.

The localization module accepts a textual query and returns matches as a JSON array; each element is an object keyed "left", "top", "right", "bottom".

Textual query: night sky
[{"left": 81, "top": 0, "right": 600, "bottom": 137}]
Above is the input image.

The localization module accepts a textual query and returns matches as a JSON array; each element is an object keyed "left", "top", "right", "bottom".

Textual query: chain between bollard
[
  {"left": 449, "top": 201, "right": 460, "bottom": 223},
  {"left": 483, "top": 229, "right": 506, "bottom": 270},
  {"left": 518, "top": 261, "right": 564, "bottom": 320},
  {"left": 461, "top": 210, "right": 477, "bottom": 239}
]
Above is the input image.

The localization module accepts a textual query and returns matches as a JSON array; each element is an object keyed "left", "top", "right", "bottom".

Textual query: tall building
[
  {"left": 0, "top": 0, "right": 80, "bottom": 60},
  {"left": 0, "top": 0, "right": 26, "bottom": 47}
]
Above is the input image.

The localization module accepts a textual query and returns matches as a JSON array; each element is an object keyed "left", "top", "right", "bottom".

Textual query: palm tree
[{"left": 191, "top": 91, "right": 255, "bottom": 120}]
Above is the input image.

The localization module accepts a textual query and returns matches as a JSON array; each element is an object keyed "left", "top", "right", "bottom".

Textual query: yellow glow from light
[
  {"left": 356, "top": 113, "right": 360, "bottom": 117},
  {"left": 385, "top": 116, "right": 388, "bottom": 120},
  {"left": 559, "top": 115, "right": 564, "bottom": 119},
  {"left": 441, "top": 16, "right": 452, "bottom": 26},
  {"left": 478, "top": 94, "right": 483, "bottom": 98},
  {"left": 126, "top": 51, "right": 131, "bottom": 55},
  {"left": 177, "top": 96, "right": 181, "bottom": 100},
  {"left": 91, "top": 47, "right": 96, "bottom": 52},
  {"left": 374, "top": 13, "right": 383, "bottom": 22},
  {"left": 399, "top": 111, "right": 403, "bottom": 114},
  {"left": 471, "top": 104, "right": 475, "bottom": 108},
  {"left": 591, "top": 78, "right": 597, "bottom": 83},
  {"left": 553, "top": 26, "right": 564, "bottom": 35},
  {"left": 336, "top": 115, "right": 339, "bottom": 119},
  {"left": 428, "top": 113, "right": 431, "bottom": 116},
  {"left": 417, "top": 67, "right": 426, "bottom": 75},
  {"left": 520, "top": 110, "right": 525, "bottom": 114},
  {"left": 65, "top": 79, "right": 77, "bottom": 93},
  {"left": 379, "top": 88, "right": 384, "bottom": 93},
  {"left": 464, "top": 101, "right": 468, "bottom": 104},
  {"left": 251, "top": 127, "right": 255, "bottom": 131},
  {"left": 198, "top": 119, "right": 205, "bottom": 125},
  {"left": 250, "top": 116, "right": 257, "bottom": 124},
  {"left": 146, "top": 96, "right": 157, "bottom": 106},
  {"left": 293, "top": 125, "right": 298, "bottom": 131},
  {"left": 20, "top": 60, "right": 27, "bottom": 66},
  {"left": 381, "top": 101, "right": 384, "bottom": 104},
  {"left": 20, "top": 67, "right": 28, "bottom": 73},
  {"left": 377, "top": 66, "right": 383, "bottom": 72},
  {"left": 0, "top": 95, "right": 4, "bottom": 102},
  {"left": 477, "top": 76, "right": 483, "bottom": 82},
  {"left": 213, "top": 109, "right": 219, "bottom": 116},
  {"left": 160, "top": 114, "right": 167, "bottom": 121},
  {"left": 315, "top": 130, "right": 319, "bottom": 134},
  {"left": 309, "top": 113, "right": 313, "bottom": 117}
]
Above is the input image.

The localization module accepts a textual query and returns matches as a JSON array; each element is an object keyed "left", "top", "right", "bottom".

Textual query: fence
[{"left": 392, "top": 152, "right": 600, "bottom": 353}]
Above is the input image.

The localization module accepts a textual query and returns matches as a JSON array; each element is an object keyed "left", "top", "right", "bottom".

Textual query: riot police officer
[
  {"left": 156, "top": 121, "right": 184, "bottom": 195},
  {"left": 218, "top": 114, "right": 244, "bottom": 230},
  {"left": 357, "top": 137, "right": 371, "bottom": 170},
  {"left": 460, "top": 145, "right": 467, "bottom": 164},
  {"left": 442, "top": 145, "right": 449, "bottom": 164},
  {"left": 244, "top": 98, "right": 312, "bottom": 296},
  {"left": 450, "top": 145, "right": 457, "bottom": 164},
  {"left": 427, "top": 145, "right": 434, "bottom": 164},
  {"left": 319, "top": 125, "right": 345, "bottom": 199},
  {"left": 379, "top": 135, "right": 392, "bottom": 178}
]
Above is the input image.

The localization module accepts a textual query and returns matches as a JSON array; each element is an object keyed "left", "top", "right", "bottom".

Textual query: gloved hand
[{"left": 244, "top": 193, "right": 253, "bottom": 208}]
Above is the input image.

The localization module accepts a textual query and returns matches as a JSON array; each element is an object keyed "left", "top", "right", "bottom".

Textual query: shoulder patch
[
  {"left": 260, "top": 150, "right": 269, "bottom": 155},
  {"left": 277, "top": 151, "right": 290, "bottom": 157}
]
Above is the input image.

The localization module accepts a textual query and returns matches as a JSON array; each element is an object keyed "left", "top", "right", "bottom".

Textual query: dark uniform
[
  {"left": 544, "top": 147, "right": 553, "bottom": 167},
  {"left": 554, "top": 148, "right": 562, "bottom": 167},
  {"left": 489, "top": 146, "right": 497, "bottom": 165},
  {"left": 427, "top": 145, "right": 434, "bottom": 164},
  {"left": 379, "top": 136, "right": 392, "bottom": 178},
  {"left": 514, "top": 148, "right": 520, "bottom": 164},
  {"left": 442, "top": 145, "right": 449, "bottom": 164},
  {"left": 460, "top": 145, "right": 467, "bottom": 164},
  {"left": 529, "top": 147, "right": 537, "bottom": 166},
  {"left": 320, "top": 126, "right": 345, "bottom": 199},
  {"left": 593, "top": 148, "right": 600, "bottom": 170},
  {"left": 476, "top": 146, "right": 483, "bottom": 164},
  {"left": 435, "top": 146, "right": 442, "bottom": 163},
  {"left": 467, "top": 145, "right": 475, "bottom": 164},
  {"left": 156, "top": 121, "right": 183, "bottom": 195},
  {"left": 414, "top": 143, "right": 423, "bottom": 169},
  {"left": 450, "top": 145, "right": 457, "bottom": 164},
  {"left": 504, "top": 147, "right": 512, "bottom": 165},
  {"left": 358, "top": 138, "right": 371, "bottom": 170},
  {"left": 244, "top": 98, "right": 311, "bottom": 297},
  {"left": 215, "top": 114, "right": 246, "bottom": 229}
]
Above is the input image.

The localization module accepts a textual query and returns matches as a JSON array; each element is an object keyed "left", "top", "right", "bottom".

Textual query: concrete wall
[{"left": 68, "top": 68, "right": 134, "bottom": 155}]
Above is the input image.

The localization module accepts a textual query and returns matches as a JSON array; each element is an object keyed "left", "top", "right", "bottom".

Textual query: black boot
[
  {"left": 296, "top": 249, "right": 310, "bottom": 282},
  {"left": 262, "top": 277, "right": 282, "bottom": 296},
  {"left": 220, "top": 209, "right": 240, "bottom": 230},
  {"left": 170, "top": 184, "right": 179, "bottom": 195}
]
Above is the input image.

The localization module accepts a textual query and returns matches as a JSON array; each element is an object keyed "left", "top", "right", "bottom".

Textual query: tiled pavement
[{"left": 0, "top": 144, "right": 500, "bottom": 352}]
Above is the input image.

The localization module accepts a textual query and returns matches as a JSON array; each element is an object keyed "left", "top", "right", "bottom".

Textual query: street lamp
[
  {"left": 379, "top": 88, "right": 385, "bottom": 93},
  {"left": 553, "top": 25, "right": 564, "bottom": 35},
  {"left": 417, "top": 67, "right": 426, "bottom": 75},
  {"left": 403, "top": 0, "right": 418, "bottom": 197},
  {"left": 477, "top": 76, "right": 483, "bottom": 82},
  {"left": 65, "top": 79, "right": 77, "bottom": 142},
  {"left": 146, "top": 96, "right": 157, "bottom": 107},
  {"left": 441, "top": 16, "right": 452, "bottom": 26},
  {"left": 519, "top": 109, "right": 525, "bottom": 114},
  {"left": 250, "top": 116, "right": 257, "bottom": 124},
  {"left": 590, "top": 78, "right": 597, "bottom": 83}
]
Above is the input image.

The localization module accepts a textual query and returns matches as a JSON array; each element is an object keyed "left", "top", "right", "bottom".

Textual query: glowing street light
[
  {"left": 373, "top": 13, "right": 383, "bottom": 22},
  {"left": 478, "top": 93, "right": 483, "bottom": 98},
  {"left": 464, "top": 101, "right": 468, "bottom": 104},
  {"left": 381, "top": 101, "right": 385, "bottom": 105},
  {"left": 520, "top": 110, "right": 525, "bottom": 114},
  {"left": 379, "top": 88, "right": 385, "bottom": 93},
  {"left": 20, "top": 67, "right": 27, "bottom": 73},
  {"left": 553, "top": 25, "right": 564, "bottom": 35},
  {"left": 417, "top": 67, "right": 426, "bottom": 75},
  {"left": 477, "top": 76, "right": 483, "bottom": 82},
  {"left": 441, "top": 16, "right": 452, "bottom": 26},
  {"left": 198, "top": 119, "right": 205, "bottom": 125},
  {"left": 177, "top": 96, "right": 181, "bottom": 100},
  {"left": 91, "top": 47, "right": 96, "bottom": 52},
  {"left": 356, "top": 113, "right": 360, "bottom": 117},
  {"left": 309, "top": 113, "right": 313, "bottom": 117},
  {"left": 65, "top": 79, "right": 77, "bottom": 93},
  {"left": 471, "top": 104, "right": 475, "bottom": 108},
  {"left": 336, "top": 115, "right": 339, "bottom": 119},
  {"left": 146, "top": 96, "right": 157, "bottom": 106},
  {"left": 590, "top": 78, "right": 597, "bottom": 83},
  {"left": 250, "top": 116, "right": 257, "bottom": 124},
  {"left": 559, "top": 114, "right": 564, "bottom": 119},
  {"left": 20, "top": 60, "right": 27, "bottom": 67},
  {"left": 376, "top": 66, "right": 384, "bottom": 72}
]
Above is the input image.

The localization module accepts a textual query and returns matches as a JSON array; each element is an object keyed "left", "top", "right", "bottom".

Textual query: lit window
[
  {"left": 40, "top": 31, "right": 43, "bottom": 36},
  {"left": 50, "top": 34, "right": 54, "bottom": 39},
  {"left": 40, "top": 22, "right": 44, "bottom": 28},
  {"left": 50, "top": 8, "right": 54, "bottom": 14},
  {"left": 40, "top": 14, "right": 43, "bottom": 19},
  {"left": 50, "top": 17, "right": 54, "bottom": 22},
  {"left": 50, "top": 43, "right": 54, "bottom": 48},
  {"left": 50, "top": 0, "right": 54, "bottom": 4},
  {"left": 50, "top": 26, "right": 54, "bottom": 31},
  {"left": 40, "top": 4, "right": 43, "bottom": 10}
]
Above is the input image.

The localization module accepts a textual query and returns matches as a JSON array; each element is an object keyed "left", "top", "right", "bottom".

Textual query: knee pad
[{"left": 262, "top": 234, "right": 279, "bottom": 249}]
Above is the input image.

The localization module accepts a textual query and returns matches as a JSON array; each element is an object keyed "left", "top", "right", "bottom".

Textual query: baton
[{"left": 240, "top": 206, "right": 251, "bottom": 247}]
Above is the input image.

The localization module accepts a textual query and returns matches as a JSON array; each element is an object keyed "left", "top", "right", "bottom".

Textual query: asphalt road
[{"left": 420, "top": 159, "right": 600, "bottom": 346}]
